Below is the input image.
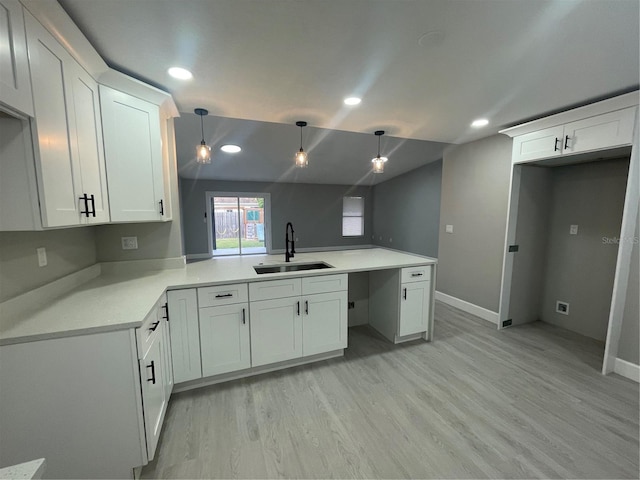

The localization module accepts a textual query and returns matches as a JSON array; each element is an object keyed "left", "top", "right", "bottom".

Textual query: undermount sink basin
[{"left": 254, "top": 261, "right": 334, "bottom": 274}]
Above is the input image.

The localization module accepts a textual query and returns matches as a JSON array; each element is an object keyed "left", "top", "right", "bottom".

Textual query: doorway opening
[{"left": 206, "top": 192, "right": 271, "bottom": 256}]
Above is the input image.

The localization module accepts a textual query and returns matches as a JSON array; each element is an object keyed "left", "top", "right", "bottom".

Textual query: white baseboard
[
  {"left": 613, "top": 358, "right": 640, "bottom": 383},
  {"left": 100, "top": 256, "right": 186, "bottom": 274},
  {"left": 435, "top": 291, "right": 499, "bottom": 324}
]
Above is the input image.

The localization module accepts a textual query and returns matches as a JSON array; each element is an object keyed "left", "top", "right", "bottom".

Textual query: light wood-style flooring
[{"left": 142, "top": 302, "right": 639, "bottom": 479}]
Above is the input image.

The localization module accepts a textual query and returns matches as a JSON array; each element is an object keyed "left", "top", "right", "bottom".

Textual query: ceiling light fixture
[
  {"left": 167, "top": 67, "right": 193, "bottom": 80},
  {"left": 344, "top": 97, "right": 362, "bottom": 106},
  {"left": 371, "top": 130, "right": 388, "bottom": 174},
  {"left": 221, "top": 144, "right": 241, "bottom": 153},
  {"left": 471, "top": 118, "right": 489, "bottom": 128},
  {"left": 194, "top": 108, "right": 211, "bottom": 164},
  {"left": 295, "top": 121, "right": 308, "bottom": 168}
]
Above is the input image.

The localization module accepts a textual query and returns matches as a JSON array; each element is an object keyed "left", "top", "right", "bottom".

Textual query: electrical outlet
[
  {"left": 570, "top": 225, "right": 578, "bottom": 235},
  {"left": 121, "top": 236, "right": 138, "bottom": 250},
  {"left": 556, "top": 301, "right": 569, "bottom": 315},
  {"left": 445, "top": 224, "right": 454, "bottom": 234},
  {"left": 37, "top": 247, "right": 47, "bottom": 267}
]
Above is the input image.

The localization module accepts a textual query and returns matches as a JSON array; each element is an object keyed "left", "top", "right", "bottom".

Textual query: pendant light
[
  {"left": 295, "top": 121, "right": 308, "bottom": 168},
  {"left": 195, "top": 108, "right": 212, "bottom": 164},
  {"left": 371, "top": 130, "right": 388, "bottom": 174}
]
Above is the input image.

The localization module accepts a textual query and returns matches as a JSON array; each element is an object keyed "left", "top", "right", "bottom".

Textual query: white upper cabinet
[
  {"left": 100, "top": 86, "right": 167, "bottom": 222},
  {"left": 0, "top": 0, "right": 33, "bottom": 117},
  {"left": 510, "top": 105, "right": 636, "bottom": 164},
  {"left": 23, "top": 11, "right": 109, "bottom": 227}
]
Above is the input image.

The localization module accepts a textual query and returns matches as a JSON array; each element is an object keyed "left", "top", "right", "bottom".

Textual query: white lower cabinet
[
  {"left": 200, "top": 303, "right": 251, "bottom": 376},
  {"left": 250, "top": 296, "right": 303, "bottom": 367},
  {"left": 167, "top": 288, "right": 201, "bottom": 383},
  {"left": 399, "top": 281, "right": 430, "bottom": 336},
  {"left": 303, "top": 291, "right": 348, "bottom": 356}
]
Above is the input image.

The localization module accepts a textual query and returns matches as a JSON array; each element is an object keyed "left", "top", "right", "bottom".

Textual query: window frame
[{"left": 342, "top": 196, "right": 365, "bottom": 237}]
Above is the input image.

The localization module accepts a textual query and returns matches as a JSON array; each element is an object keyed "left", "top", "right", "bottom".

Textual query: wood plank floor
[{"left": 142, "top": 302, "right": 639, "bottom": 479}]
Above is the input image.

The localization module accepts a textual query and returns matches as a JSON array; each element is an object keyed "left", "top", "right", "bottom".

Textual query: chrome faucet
[{"left": 285, "top": 222, "right": 295, "bottom": 262}]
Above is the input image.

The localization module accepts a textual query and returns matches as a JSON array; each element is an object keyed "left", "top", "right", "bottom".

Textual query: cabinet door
[
  {"left": 0, "top": 0, "right": 33, "bottom": 116},
  {"left": 167, "top": 289, "right": 201, "bottom": 383},
  {"left": 303, "top": 291, "right": 348, "bottom": 356},
  {"left": 512, "top": 125, "right": 564, "bottom": 164},
  {"left": 200, "top": 303, "right": 250, "bottom": 376},
  {"left": 159, "top": 296, "right": 173, "bottom": 399},
  {"left": 399, "top": 281, "right": 430, "bottom": 337},
  {"left": 67, "top": 62, "right": 110, "bottom": 224},
  {"left": 250, "top": 297, "right": 302, "bottom": 367},
  {"left": 25, "top": 12, "right": 82, "bottom": 227},
  {"left": 139, "top": 332, "right": 167, "bottom": 462},
  {"left": 563, "top": 107, "right": 636, "bottom": 155},
  {"left": 100, "top": 85, "right": 165, "bottom": 222}
]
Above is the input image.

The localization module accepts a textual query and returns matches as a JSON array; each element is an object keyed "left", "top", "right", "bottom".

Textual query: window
[
  {"left": 206, "top": 192, "right": 271, "bottom": 256},
  {"left": 342, "top": 196, "right": 364, "bottom": 237}
]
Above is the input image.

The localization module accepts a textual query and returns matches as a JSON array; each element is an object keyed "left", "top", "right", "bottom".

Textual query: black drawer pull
[
  {"left": 305, "top": 300, "right": 309, "bottom": 315},
  {"left": 403, "top": 288, "right": 407, "bottom": 300},
  {"left": 162, "top": 303, "right": 169, "bottom": 321},
  {"left": 411, "top": 272, "right": 423, "bottom": 277},
  {"left": 159, "top": 199, "right": 164, "bottom": 216},
  {"left": 242, "top": 308, "right": 246, "bottom": 324},
  {"left": 554, "top": 137, "right": 561, "bottom": 151},
  {"left": 215, "top": 293, "right": 233, "bottom": 298},
  {"left": 79, "top": 194, "right": 90, "bottom": 217},
  {"left": 564, "top": 135, "right": 571, "bottom": 149},
  {"left": 296, "top": 301, "right": 300, "bottom": 316},
  {"left": 149, "top": 321, "right": 160, "bottom": 332},
  {"left": 147, "top": 361, "right": 156, "bottom": 384},
  {"left": 89, "top": 194, "right": 96, "bottom": 217}
]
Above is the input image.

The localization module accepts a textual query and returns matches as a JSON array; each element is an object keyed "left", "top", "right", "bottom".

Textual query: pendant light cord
[
  {"left": 201, "top": 115, "right": 205, "bottom": 143},
  {"left": 300, "top": 125, "right": 303, "bottom": 150}
]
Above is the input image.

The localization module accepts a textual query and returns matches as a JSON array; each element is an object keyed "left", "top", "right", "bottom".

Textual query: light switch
[
  {"left": 570, "top": 225, "right": 578, "bottom": 235},
  {"left": 445, "top": 224, "right": 454, "bottom": 234},
  {"left": 121, "top": 236, "right": 138, "bottom": 250}
]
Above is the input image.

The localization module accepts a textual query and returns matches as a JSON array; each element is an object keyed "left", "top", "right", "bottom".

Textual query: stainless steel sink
[{"left": 254, "top": 261, "right": 334, "bottom": 274}]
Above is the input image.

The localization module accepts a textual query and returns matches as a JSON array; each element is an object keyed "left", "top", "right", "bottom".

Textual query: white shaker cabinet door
[
  {"left": 250, "top": 297, "right": 302, "bottom": 367},
  {"left": 25, "top": 12, "right": 81, "bottom": 227},
  {"left": 0, "top": 0, "right": 33, "bottom": 116},
  {"left": 100, "top": 85, "right": 166, "bottom": 222},
  {"left": 167, "top": 289, "right": 202, "bottom": 383},
  {"left": 199, "top": 303, "right": 251, "bottom": 377},
  {"left": 139, "top": 332, "right": 167, "bottom": 462},
  {"left": 511, "top": 125, "right": 564, "bottom": 164},
  {"left": 302, "top": 291, "right": 348, "bottom": 356},
  {"left": 563, "top": 107, "right": 636, "bottom": 155},
  {"left": 399, "top": 281, "right": 430, "bottom": 337}
]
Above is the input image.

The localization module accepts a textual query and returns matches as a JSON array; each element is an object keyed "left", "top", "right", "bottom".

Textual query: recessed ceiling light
[
  {"left": 344, "top": 97, "right": 362, "bottom": 106},
  {"left": 167, "top": 67, "right": 193, "bottom": 80},
  {"left": 220, "top": 144, "right": 241, "bottom": 153},
  {"left": 471, "top": 118, "right": 489, "bottom": 128}
]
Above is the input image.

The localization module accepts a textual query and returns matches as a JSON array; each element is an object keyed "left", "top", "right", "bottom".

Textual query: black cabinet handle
[
  {"left": 411, "top": 272, "right": 423, "bottom": 277},
  {"left": 147, "top": 361, "right": 156, "bottom": 384},
  {"left": 159, "top": 199, "right": 164, "bottom": 216},
  {"left": 242, "top": 308, "right": 246, "bottom": 324},
  {"left": 403, "top": 288, "right": 407, "bottom": 300},
  {"left": 296, "top": 301, "right": 300, "bottom": 316},
  {"left": 79, "top": 194, "right": 90, "bottom": 217},
  {"left": 149, "top": 321, "right": 160, "bottom": 332},
  {"left": 162, "top": 303, "right": 169, "bottom": 321},
  {"left": 89, "top": 194, "right": 96, "bottom": 217},
  {"left": 564, "top": 135, "right": 571, "bottom": 149},
  {"left": 305, "top": 300, "right": 309, "bottom": 315},
  {"left": 215, "top": 293, "right": 233, "bottom": 298},
  {"left": 554, "top": 137, "right": 561, "bottom": 152}
]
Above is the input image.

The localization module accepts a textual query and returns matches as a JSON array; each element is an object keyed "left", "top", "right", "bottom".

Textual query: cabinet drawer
[
  {"left": 249, "top": 278, "right": 302, "bottom": 301},
  {"left": 302, "top": 274, "right": 348, "bottom": 295},
  {"left": 198, "top": 283, "right": 248, "bottom": 307},
  {"left": 136, "top": 299, "right": 163, "bottom": 358},
  {"left": 401, "top": 266, "right": 431, "bottom": 284}
]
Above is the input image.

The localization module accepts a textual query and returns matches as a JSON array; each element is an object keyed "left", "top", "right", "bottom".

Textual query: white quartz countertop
[{"left": 0, "top": 248, "right": 436, "bottom": 346}]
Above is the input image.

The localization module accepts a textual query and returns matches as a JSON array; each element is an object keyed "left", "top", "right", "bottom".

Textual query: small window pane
[{"left": 343, "top": 196, "right": 364, "bottom": 236}]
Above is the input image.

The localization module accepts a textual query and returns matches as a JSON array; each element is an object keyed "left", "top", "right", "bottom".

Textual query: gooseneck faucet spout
[{"left": 285, "top": 222, "right": 295, "bottom": 262}]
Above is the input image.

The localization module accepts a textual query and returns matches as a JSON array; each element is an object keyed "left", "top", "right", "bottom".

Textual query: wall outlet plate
[
  {"left": 556, "top": 301, "right": 569, "bottom": 315},
  {"left": 121, "top": 237, "right": 138, "bottom": 250},
  {"left": 445, "top": 224, "right": 454, "bottom": 234},
  {"left": 570, "top": 225, "right": 578, "bottom": 235},
  {"left": 36, "top": 247, "right": 47, "bottom": 267}
]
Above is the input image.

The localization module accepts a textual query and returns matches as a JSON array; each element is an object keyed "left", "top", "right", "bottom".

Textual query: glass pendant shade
[
  {"left": 195, "top": 108, "right": 212, "bottom": 164},
  {"left": 196, "top": 142, "right": 212, "bottom": 164},
  {"left": 295, "top": 121, "right": 308, "bottom": 168},
  {"left": 372, "top": 130, "right": 387, "bottom": 174}
]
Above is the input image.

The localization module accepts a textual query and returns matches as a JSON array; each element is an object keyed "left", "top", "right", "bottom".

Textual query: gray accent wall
[
  {"left": 180, "top": 179, "right": 373, "bottom": 255},
  {"left": 0, "top": 228, "right": 97, "bottom": 302},
  {"left": 617, "top": 208, "right": 639, "bottom": 364},
  {"left": 437, "top": 135, "right": 513, "bottom": 312},
  {"left": 371, "top": 160, "right": 442, "bottom": 257},
  {"left": 540, "top": 158, "right": 629, "bottom": 341}
]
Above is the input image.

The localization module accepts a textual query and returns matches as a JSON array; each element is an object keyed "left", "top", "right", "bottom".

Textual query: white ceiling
[{"left": 58, "top": 0, "right": 639, "bottom": 184}]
